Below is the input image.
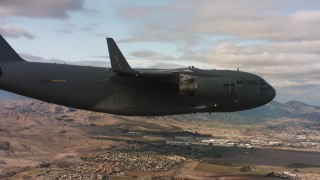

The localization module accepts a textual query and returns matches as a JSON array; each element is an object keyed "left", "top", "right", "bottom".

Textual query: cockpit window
[{"left": 260, "top": 79, "right": 266, "bottom": 85}]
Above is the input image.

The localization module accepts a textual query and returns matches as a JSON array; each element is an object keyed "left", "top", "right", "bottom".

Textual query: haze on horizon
[{"left": 0, "top": 0, "right": 319, "bottom": 106}]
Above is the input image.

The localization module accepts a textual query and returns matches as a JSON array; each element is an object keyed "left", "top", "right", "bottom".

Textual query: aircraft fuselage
[
  {"left": 0, "top": 35, "right": 276, "bottom": 116},
  {"left": 0, "top": 61, "right": 275, "bottom": 116}
]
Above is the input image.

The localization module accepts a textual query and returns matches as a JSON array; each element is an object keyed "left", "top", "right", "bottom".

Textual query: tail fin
[
  {"left": 106, "top": 38, "right": 132, "bottom": 73},
  {"left": 0, "top": 35, "right": 24, "bottom": 62}
]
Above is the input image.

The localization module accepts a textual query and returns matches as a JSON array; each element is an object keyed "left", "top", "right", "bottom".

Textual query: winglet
[
  {"left": 106, "top": 38, "right": 132, "bottom": 73},
  {"left": 0, "top": 35, "right": 25, "bottom": 62}
]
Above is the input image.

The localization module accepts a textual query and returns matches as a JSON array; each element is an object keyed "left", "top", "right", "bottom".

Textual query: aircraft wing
[{"left": 113, "top": 69, "right": 176, "bottom": 77}]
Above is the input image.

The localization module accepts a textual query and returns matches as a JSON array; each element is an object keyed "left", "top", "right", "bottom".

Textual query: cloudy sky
[{"left": 0, "top": 0, "right": 319, "bottom": 105}]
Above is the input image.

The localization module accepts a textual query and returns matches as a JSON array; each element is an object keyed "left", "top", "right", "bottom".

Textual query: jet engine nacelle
[{"left": 179, "top": 77, "right": 236, "bottom": 99}]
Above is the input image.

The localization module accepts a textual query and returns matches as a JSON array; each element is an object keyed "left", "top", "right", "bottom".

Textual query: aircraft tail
[
  {"left": 0, "top": 35, "right": 25, "bottom": 62},
  {"left": 106, "top": 38, "right": 132, "bottom": 73}
]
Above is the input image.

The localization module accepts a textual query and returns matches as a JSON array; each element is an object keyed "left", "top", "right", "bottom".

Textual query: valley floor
[{"left": 0, "top": 99, "right": 319, "bottom": 179}]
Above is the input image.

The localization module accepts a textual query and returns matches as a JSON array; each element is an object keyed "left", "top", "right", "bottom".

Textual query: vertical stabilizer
[
  {"left": 106, "top": 38, "right": 132, "bottom": 73},
  {"left": 0, "top": 35, "right": 24, "bottom": 62}
]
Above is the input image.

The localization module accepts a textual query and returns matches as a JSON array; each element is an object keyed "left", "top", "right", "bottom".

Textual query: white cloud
[
  {"left": 194, "top": 42, "right": 320, "bottom": 67},
  {"left": 0, "top": 0, "right": 88, "bottom": 39},
  {"left": 118, "top": 1, "right": 320, "bottom": 43},
  {"left": 0, "top": 0, "right": 84, "bottom": 19},
  {"left": 0, "top": 23, "right": 33, "bottom": 39},
  {"left": 272, "top": 80, "right": 320, "bottom": 88},
  {"left": 130, "top": 50, "right": 175, "bottom": 60}
]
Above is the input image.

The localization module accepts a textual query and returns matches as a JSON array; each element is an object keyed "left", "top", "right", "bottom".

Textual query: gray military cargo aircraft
[{"left": 0, "top": 35, "right": 275, "bottom": 116}]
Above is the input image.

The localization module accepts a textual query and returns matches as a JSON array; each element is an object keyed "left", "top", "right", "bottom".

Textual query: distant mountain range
[
  {"left": 237, "top": 100, "right": 320, "bottom": 122},
  {"left": 156, "top": 101, "right": 320, "bottom": 124},
  {"left": 0, "top": 90, "right": 319, "bottom": 124}
]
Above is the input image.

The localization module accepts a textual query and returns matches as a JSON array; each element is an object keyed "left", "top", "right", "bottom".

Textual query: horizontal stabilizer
[{"left": 0, "top": 35, "right": 25, "bottom": 62}]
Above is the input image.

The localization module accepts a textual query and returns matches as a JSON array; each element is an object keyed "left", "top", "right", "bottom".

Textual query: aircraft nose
[{"left": 269, "top": 85, "right": 276, "bottom": 101}]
